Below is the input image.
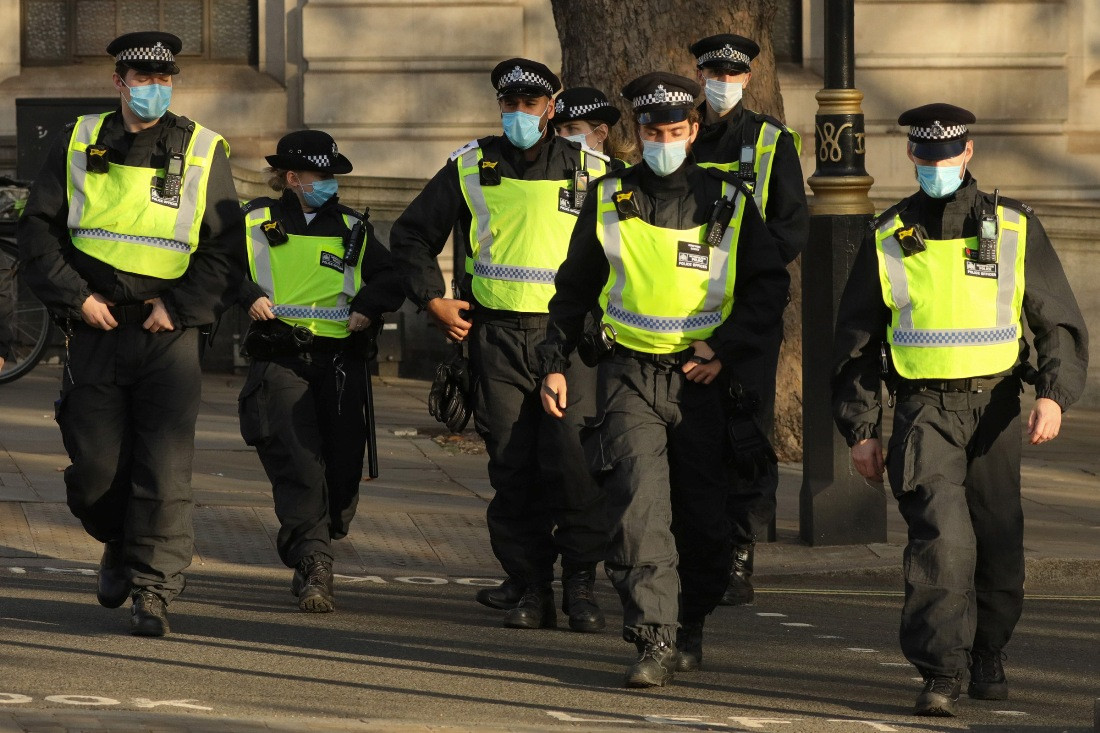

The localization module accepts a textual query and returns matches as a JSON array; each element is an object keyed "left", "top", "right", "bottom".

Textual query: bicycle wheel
[{"left": 0, "top": 259, "right": 53, "bottom": 385}]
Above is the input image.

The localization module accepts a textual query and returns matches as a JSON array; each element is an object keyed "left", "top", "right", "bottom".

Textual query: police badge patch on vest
[
  {"left": 964, "top": 260, "right": 998, "bottom": 279},
  {"left": 319, "top": 251, "right": 346, "bottom": 273},
  {"left": 149, "top": 184, "right": 181, "bottom": 209},
  {"left": 558, "top": 187, "right": 581, "bottom": 215},
  {"left": 677, "top": 241, "right": 710, "bottom": 271}
]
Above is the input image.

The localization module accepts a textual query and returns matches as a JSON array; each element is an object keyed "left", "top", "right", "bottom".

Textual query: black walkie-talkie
[
  {"left": 978, "top": 189, "right": 999, "bottom": 264},
  {"left": 737, "top": 145, "right": 755, "bottom": 183},
  {"left": 162, "top": 152, "right": 184, "bottom": 197},
  {"left": 705, "top": 196, "right": 736, "bottom": 247}
]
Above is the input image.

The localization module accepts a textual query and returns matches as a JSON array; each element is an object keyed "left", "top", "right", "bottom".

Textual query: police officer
[
  {"left": 17, "top": 32, "right": 243, "bottom": 636},
  {"left": 552, "top": 87, "right": 633, "bottom": 165},
  {"left": 688, "top": 33, "right": 809, "bottom": 606},
  {"left": 832, "top": 104, "right": 1088, "bottom": 716},
  {"left": 390, "top": 59, "right": 609, "bottom": 632},
  {"left": 538, "top": 72, "right": 789, "bottom": 687},
  {"left": 238, "top": 130, "right": 404, "bottom": 613}
]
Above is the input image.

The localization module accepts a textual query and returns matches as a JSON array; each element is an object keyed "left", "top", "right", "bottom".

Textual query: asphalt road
[{"left": 1, "top": 565, "right": 1096, "bottom": 732}]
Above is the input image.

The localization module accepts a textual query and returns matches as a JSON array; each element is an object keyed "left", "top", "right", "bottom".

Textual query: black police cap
[
  {"left": 898, "top": 103, "right": 976, "bottom": 161},
  {"left": 553, "top": 87, "right": 621, "bottom": 127},
  {"left": 265, "top": 130, "right": 353, "bottom": 174},
  {"left": 107, "top": 31, "right": 182, "bottom": 75},
  {"left": 690, "top": 33, "right": 760, "bottom": 73},
  {"left": 491, "top": 58, "right": 561, "bottom": 99},
  {"left": 621, "top": 72, "right": 700, "bottom": 125}
]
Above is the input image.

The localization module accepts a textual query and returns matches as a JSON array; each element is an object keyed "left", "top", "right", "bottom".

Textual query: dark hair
[{"left": 115, "top": 62, "right": 131, "bottom": 78}]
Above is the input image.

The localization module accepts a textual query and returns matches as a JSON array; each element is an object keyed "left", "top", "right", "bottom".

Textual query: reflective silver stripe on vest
[
  {"left": 754, "top": 123, "right": 782, "bottom": 215},
  {"left": 892, "top": 325, "right": 1018, "bottom": 346},
  {"left": 472, "top": 261, "right": 557, "bottom": 283},
  {"left": 878, "top": 220, "right": 913, "bottom": 330},
  {"left": 460, "top": 148, "right": 495, "bottom": 260},
  {"left": 175, "top": 126, "right": 221, "bottom": 244},
  {"left": 72, "top": 227, "right": 191, "bottom": 253},
  {"left": 996, "top": 207, "right": 1021, "bottom": 326},
  {"left": 601, "top": 181, "right": 739, "bottom": 332},
  {"left": 248, "top": 214, "right": 276, "bottom": 298},
  {"left": 272, "top": 305, "right": 351, "bottom": 320},
  {"left": 67, "top": 115, "right": 107, "bottom": 229}
]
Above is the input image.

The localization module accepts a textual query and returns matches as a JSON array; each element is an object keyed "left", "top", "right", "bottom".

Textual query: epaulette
[
  {"left": 752, "top": 111, "right": 794, "bottom": 135},
  {"left": 870, "top": 199, "right": 912, "bottom": 231},
  {"left": 335, "top": 203, "right": 369, "bottom": 221},
  {"left": 241, "top": 196, "right": 278, "bottom": 215},
  {"left": 704, "top": 165, "right": 754, "bottom": 197},
  {"left": 449, "top": 139, "right": 480, "bottom": 161},
  {"left": 995, "top": 195, "right": 1034, "bottom": 218},
  {"left": 580, "top": 144, "right": 611, "bottom": 163}
]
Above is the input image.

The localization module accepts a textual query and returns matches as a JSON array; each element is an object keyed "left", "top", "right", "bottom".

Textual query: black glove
[
  {"left": 428, "top": 346, "right": 472, "bottom": 433},
  {"left": 726, "top": 385, "right": 777, "bottom": 480}
]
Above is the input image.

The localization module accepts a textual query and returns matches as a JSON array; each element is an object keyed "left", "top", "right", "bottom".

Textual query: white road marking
[
  {"left": 545, "top": 711, "right": 623, "bottom": 723},
  {"left": 727, "top": 717, "right": 798, "bottom": 728},
  {"left": 8, "top": 568, "right": 26, "bottom": 574},
  {"left": 845, "top": 648, "right": 878, "bottom": 653},
  {"left": 826, "top": 721, "right": 897, "bottom": 731},
  {"left": 780, "top": 622, "right": 814, "bottom": 627},
  {"left": 757, "top": 612, "right": 787, "bottom": 617},
  {"left": 815, "top": 635, "right": 841, "bottom": 639},
  {"left": 0, "top": 694, "right": 33, "bottom": 704},
  {"left": 878, "top": 662, "right": 910, "bottom": 667},
  {"left": 44, "top": 695, "right": 118, "bottom": 706},
  {"left": 992, "top": 711, "right": 1028, "bottom": 716},
  {"left": 132, "top": 698, "right": 213, "bottom": 711}
]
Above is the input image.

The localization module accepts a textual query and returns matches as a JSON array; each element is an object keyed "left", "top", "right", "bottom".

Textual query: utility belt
[
  {"left": 896, "top": 375, "right": 1007, "bottom": 395},
  {"left": 243, "top": 320, "right": 371, "bottom": 361},
  {"left": 108, "top": 303, "right": 153, "bottom": 324},
  {"left": 471, "top": 307, "right": 548, "bottom": 330},
  {"left": 612, "top": 343, "right": 692, "bottom": 369}
]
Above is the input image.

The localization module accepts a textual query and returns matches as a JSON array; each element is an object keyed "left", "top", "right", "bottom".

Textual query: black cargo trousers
[
  {"left": 886, "top": 376, "right": 1025, "bottom": 676},
  {"left": 56, "top": 317, "right": 201, "bottom": 602},
  {"left": 585, "top": 351, "right": 732, "bottom": 645},
  {"left": 469, "top": 312, "right": 606, "bottom": 587},
  {"left": 238, "top": 351, "right": 368, "bottom": 567}
]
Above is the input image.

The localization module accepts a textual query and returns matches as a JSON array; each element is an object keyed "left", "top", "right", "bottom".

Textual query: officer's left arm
[
  {"left": 1020, "top": 213, "right": 1089, "bottom": 414},
  {"left": 349, "top": 221, "right": 407, "bottom": 324},
  {"left": 705, "top": 198, "right": 790, "bottom": 367},
  {"left": 763, "top": 132, "right": 809, "bottom": 265},
  {"left": 160, "top": 144, "right": 246, "bottom": 327}
]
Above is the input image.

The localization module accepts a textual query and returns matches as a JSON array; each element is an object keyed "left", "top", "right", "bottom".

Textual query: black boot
[
  {"left": 915, "top": 674, "right": 961, "bottom": 716},
  {"left": 295, "top": 558, "right": 335, "bottom": 613},
  {"left": 475, "top": 576, "right": 524, "bottom": 610},
  {"left": 624, "top": 640, "right": 678, "bottom": 688},
  {"left": 968, "top": 648, "right": 1008, "bottom": 700},
  {"left": 130, "top": 590, "right": 170, "bottom": 637},
  {"left": 562, "top": 568, "right": 605, "bottom": 633},
  {"left": 503, "top": 584, "right": 555, "bottom": 629},
  {"left": 675, "top": 620, "right": 704, "bottom": 672},
  {"left": 97, "top": 540, "right": 129, "bottom": 609},
  {"left": 719, "top": 543, "right": 755, "bottom": 606}
]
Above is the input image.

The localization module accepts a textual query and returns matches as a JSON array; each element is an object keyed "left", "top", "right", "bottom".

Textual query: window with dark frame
[{"left": 21, "top": 0, "right": 257, "bottom": 66}]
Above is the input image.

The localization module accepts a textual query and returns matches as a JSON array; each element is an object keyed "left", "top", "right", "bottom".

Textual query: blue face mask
[
  {"left": 642, "top": 140, "right": 689, "bottom": 177},
  {"left": 501, "top": 105, "right": 548, "bottom": 150},
  {"left": 563, "top": 132, "right": 590, "bottom": 147},
  {"left": 123, "top": 81, "right": 172, "bottom": 122},
  {"left": 295, "top": 177, "right": 338, "bottom": 208},
  {"left": 704, "top": 78, "right": 743, "bottom": 115},
  {"left": 916, "top": 164, "right": 964, "bottom": 198}
]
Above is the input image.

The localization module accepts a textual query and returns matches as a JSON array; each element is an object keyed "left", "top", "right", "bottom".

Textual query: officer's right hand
[
  {"left": 249, "top": 297, "right": 276, "bottom": 321},
  {"left": 426, "top": 297, "right": 473, "bottom": 343},
  {"left": 81, "top": 293, "right": 117, "bottom": 330},
  {"left": 541, "top": 373, "right": 568, "bottom": 418},
  {"left": 851, "top": 438, "right": 885, "bottom": 482}
]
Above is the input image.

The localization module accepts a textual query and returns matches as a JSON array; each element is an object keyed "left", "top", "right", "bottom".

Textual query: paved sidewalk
[{"left": 2, "top": 365, "right": 1098, "bottom": 586}]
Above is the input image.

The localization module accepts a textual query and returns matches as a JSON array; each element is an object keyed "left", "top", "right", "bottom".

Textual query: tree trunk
[{"left": 550, "top": 0, "right": 804, "bottom": 460}]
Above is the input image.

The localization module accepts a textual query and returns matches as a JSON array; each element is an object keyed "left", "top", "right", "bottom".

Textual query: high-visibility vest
[
  {"left": 456, "top": 143, "right": 607, "bottom": 313},
  {"left": 65, "top": 111, "right": 226, "bottom": 279},
  {"left": 244, "top": 205, "right": 363, "bottom": 339},
  {"left": 874, "top": 206, "right": 1026, "bottom": 379},
  {"left": 698, "top": 118, "right": 800, "bottom": 221},
  {"left": 595, "top": 177, "right": 746, "bottom": 354}
]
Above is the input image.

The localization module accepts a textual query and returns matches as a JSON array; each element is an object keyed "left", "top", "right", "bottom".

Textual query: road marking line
[
  {"left": 780, "top": 622, "right": 814, "bottom": 627},
  {"left": 845, "top": 648, "right": 878, "bottom": 653},
  {"left": 879, "top": 662, "right": 910, "bottom": 666},
  {"left": 815, "top": 635, "right": 842, "bottom": 639},
  {"left": 756, "top": 612, "right": 787, "bottom": 617},
  {"left": 992, "top": 711, "right": 1028, "bottom": 716}
]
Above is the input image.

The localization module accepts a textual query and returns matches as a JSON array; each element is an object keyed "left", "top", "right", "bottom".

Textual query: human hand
[
  {"left": 248, "top": 296, "right": 276, "bottom": 321},
  {"left": 142, "top": 297, "right": 175, "bottom": 332},
  {"left": 682, "top": 340, "right": 722, "bottom": 384},
  {"left": 81, "top": 293, "right": 117, "bottom": 330},
  {"left": 427, "top": 297, "right": 473, "bottom": 343},
  {"left": 1027, "top": 397, "right": 1062, "bottom": 445},
  {"left": 851, "top": 438, "right": 885, "bottom": 482},
  {"left": 540, "top": 373, "right": 568, "bottom": 418}
]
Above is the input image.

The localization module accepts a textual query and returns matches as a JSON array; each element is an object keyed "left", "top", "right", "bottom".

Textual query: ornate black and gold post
[{"left": 799, "top": 0, "right": 886, "bottom": 545}]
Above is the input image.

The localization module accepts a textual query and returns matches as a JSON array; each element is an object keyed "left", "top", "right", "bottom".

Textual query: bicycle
[{"left": 0, "top": 178, "right": 55, "bottom": 385}]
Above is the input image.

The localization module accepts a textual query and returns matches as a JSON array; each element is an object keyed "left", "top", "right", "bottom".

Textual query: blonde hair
[{"left": 265, "top": 166, "right": 289, "bottom": 192}]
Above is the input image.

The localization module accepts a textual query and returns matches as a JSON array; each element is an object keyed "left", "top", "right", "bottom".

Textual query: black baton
[{"left": 364, "top": 364, "right": 379, "bottom": 478}]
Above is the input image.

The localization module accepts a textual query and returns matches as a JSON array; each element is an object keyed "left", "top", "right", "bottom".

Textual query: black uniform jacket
[
  {"left": 390, "top": 129, "right": 618, "bottom": 313},
  {"left": 238, "top": 189, "right": 405, "bottom": 324},
  {"left": 831, "top": 175, "right": 1090, "bottom": 446},
  {"left": 17, "top": 108, "right": 244, "bottom": 328},
  {"left": 536, "top": 161, "right": 791, "bottom": 374},
  {"left": 692, "top": 102, "right": 808, "bottom": 266}
]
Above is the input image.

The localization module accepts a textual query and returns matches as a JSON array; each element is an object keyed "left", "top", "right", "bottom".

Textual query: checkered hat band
[
  {"left": 632, "top": 90, "right": 696, "bottom": 108},
  {"left": 696, "top": 45, "right": 751, "bottom": 66},
  {"left": 563, "top": 102, "right": 612, "bottom": 118},
  {"left": 497, "top": 68, "right": 555, "bottom": 96},
  {"left": 116, "top": 45, "right": 175, "bottom": 63},
  {"left": 909, "top": 123, "right": 968, "bottom": 140},
  {"left": 303, "top": 154, "right": 332, "bottom": 167}
]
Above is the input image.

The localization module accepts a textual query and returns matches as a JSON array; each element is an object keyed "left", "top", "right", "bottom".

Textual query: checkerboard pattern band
[
  {"left": 631, "top": 85, "right": 695, "bottom": 109},
  {"left": 892, "top": 325, "right": 1017, "bottom": 346},
  {"left": 909, "top": 123, "right": 968, "bottom": 141},
  {"left": 116, "top": 43, "right": 174, "bottom": 64},
  {"left": 496, "top": 66, "right": 555, "bottom": 96},
  {"left": 556, "top": 100, "right": 612, "bottom": 118},
  {"left": 696, "top": 44, "right": 751, "bottom": 67}
]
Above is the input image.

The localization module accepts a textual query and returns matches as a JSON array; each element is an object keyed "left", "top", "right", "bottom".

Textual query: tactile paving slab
[
  {"left": 0, "top": 502, "right": 36, "bottom": 557},
  {"left": 252, "top": 505, "right": 365, "bottom": 568},
  {"left": 192, "top": 505, "right": 278, "bottom": 565},
  {"left": 409, "top": 512, "right": 495, "bottom": 571},
  {"left": 20, "top": 502, "right": 100, "bottom": 561},
  {"left": 346, "top": 513, "right": 444, "bottom": 572}
]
